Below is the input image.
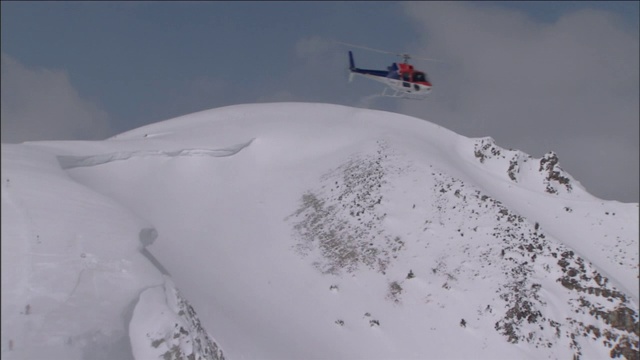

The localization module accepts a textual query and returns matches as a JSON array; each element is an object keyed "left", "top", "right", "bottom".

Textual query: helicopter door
[{"left": 402, "top": 72, "right": 411, "bottom": 87}]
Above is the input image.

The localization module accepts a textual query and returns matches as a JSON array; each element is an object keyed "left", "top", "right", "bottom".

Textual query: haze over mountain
[{"left": 2, "top": 103, "right": 638, "bottom": 360}]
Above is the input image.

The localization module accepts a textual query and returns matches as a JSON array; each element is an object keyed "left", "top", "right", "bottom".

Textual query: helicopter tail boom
[{"left": 347, "top": 51, "right": 388, "bottom": 80}]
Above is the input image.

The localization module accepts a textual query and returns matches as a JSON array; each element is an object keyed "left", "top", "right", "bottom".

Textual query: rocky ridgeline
[
  {"left": 142, "top": 281, "right": 226, "bottom": 360},
  {"left": 538, "top": 152, "right": 573, "bottom": 194},
  {"left": 429, "top": 171, "right": 638, "bottom": 359},
  {"left": 473, "top": 137, "right": 573, "bottom": 195},
  {"left": 170, "top": 288, "right": 226, "bottom": 360}
]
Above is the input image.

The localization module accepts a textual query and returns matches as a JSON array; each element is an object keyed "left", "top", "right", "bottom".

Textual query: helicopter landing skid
[{"left": 381, "top": 87, "right": 426, "bottom": 100}]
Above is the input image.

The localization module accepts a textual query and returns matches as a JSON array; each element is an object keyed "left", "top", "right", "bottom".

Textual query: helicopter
[{"left": 341, "top": 42, "right": 437, "bottom": 100}]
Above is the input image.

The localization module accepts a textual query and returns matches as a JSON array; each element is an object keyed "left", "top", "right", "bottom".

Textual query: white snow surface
[{"left": 2, "top": 102, "right": 638, "bottom": 360}]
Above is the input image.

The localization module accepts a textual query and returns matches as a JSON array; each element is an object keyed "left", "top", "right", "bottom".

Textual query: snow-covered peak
[{"left": 2, "top": 103, "right": 637, "bottom": 360}]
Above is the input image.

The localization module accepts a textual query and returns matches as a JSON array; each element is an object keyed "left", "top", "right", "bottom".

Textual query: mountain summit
[{"left": 2, "top": 103, "right": 638, "bottom": 359}]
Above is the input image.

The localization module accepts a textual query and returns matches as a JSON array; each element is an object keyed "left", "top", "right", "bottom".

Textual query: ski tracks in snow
[{"left": 57, "top": 138, "right": 256, "bottom": 170}]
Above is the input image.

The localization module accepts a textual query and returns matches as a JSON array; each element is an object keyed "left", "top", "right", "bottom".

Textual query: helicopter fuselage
[
  {"left": 348, "top": 51, "right": 432, "bottom": 99},
  {"left": 352, "top": 71, "right": 432, "bottom": 99}
]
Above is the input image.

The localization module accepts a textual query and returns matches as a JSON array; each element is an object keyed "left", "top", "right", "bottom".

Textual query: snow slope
[{"left": 2, "top": 102, "right": 638, "bottom": 360}]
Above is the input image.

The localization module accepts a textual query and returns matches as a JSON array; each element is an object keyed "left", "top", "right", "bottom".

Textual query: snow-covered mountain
[{"left": 2, "top": 102, "right": 638, "bottom": 360}]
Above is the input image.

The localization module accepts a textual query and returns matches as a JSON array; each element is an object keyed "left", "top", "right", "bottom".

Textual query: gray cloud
[
  {"left": 256, "top": 90, "right": 297, "bottom": 103},
  {"left": 555, "top": 134, "right": 639, "bottom": 202},
  {"left": 251, "top": 36, "right": 360, "bottom": 105},
  {"left": 400, "top": 2, "right": 639, "bottom": 202},
  {"left": 155, "top": 76, "right": 231, "bottom": 122},
  {"left": 1, "top": 53, "right": 114, "bottom": 143}
]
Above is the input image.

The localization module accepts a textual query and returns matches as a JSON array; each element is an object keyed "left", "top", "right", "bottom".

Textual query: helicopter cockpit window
[
  {"left": 413, "top": 72, "right": 427, "bottom": 82},
  {"left": 402, "top": 73, "right": 411, "bottom": 81}
]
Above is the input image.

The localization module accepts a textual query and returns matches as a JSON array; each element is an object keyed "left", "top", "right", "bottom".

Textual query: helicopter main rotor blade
[
  {"left": 396, "top": 53, "right": 443, "bottom": 63},
  {"left": 337, "top": 41, "right": 442, "bottom": 63},
  {"left": 409, "top": 55, "right": 443, "bottom": 63},
  {"left": 336, "top": 42, "right": 399, "bottom": 56}
]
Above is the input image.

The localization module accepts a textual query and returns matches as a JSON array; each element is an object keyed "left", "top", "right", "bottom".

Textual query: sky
[{"left": 1, "top": 1, "right": 638, "bottom": 202}]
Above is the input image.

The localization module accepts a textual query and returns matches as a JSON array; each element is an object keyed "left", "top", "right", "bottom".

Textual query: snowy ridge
[
  {"left": 2, "top": 103, "right": 637, "bottom": 360},
  {"left": 57, "top": 138, "right": 255, "bottom": 170}
]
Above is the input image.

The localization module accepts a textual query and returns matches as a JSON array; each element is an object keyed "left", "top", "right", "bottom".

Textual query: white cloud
[
  {"left": 400, "top": 2, "right": 639, "bottom": 201},
  {"left": 1, "top": 53, "right": 114, "bottom": 143}
]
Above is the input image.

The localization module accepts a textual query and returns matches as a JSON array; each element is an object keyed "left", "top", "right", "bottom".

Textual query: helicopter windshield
[{"left": 413, "top": 71, "right": 428, "bottom": 83}]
